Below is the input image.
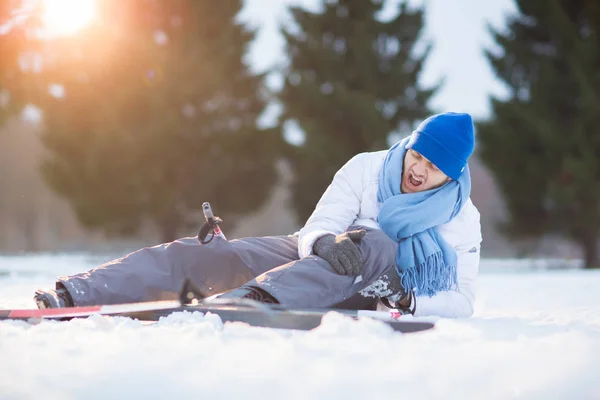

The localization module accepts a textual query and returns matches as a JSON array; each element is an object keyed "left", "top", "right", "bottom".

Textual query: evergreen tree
[
  {"left": 278, "top": 0, "right": 435, "bottom": 223},
  {"left": 0, "top": 0, "right": 35, "bottom": 126},
  {"left": 36, "top": 0, "right": 279, "bottom": 242},
  {"left": 479, "top": 0, "right": 600, "bottom": 267}
]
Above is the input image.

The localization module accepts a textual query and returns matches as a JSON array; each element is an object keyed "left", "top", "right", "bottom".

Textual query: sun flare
[{"left": 41, "top": 0, "right": 96, "bottom": 36}]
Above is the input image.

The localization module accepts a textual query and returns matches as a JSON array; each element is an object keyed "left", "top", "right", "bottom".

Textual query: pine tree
[
  {"left": 36, "top": 0, "right": 280, "bottom": 242},
  {"left": 479, "top": 0, "right": 600, "bottom": 267},
  {"left": 0, "top": 0, "right": 35, "bottom": 126},
  {"left": 278, "top": 0, "right": 435, "bottom": 223}
]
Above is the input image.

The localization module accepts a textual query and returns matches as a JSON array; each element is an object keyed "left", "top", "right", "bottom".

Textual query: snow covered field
[{"left": 1, "top": 254, "right": 599, "bottom": 400}]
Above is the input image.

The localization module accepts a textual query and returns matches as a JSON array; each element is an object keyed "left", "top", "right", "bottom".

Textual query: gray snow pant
[{"left": 58, "top": 226, "right": 399, "bottom": 309}]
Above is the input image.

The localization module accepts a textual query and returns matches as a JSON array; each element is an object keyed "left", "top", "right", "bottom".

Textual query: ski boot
[
  {"left": 34, "top": 284, "right": 74, "bottom": 309},
  {"left": 217, "top": 286, "right": 279, "bottom": 304}
]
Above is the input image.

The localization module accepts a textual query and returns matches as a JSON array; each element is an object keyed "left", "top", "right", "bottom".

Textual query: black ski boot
[
  {"left": 34, "top": 284, "right": 74, "bottom": 309},
  {"left": 217, "top": 286, "right": 279, "bottom": 304}
]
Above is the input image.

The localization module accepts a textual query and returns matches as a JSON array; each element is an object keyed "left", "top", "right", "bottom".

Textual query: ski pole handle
[{"left": 202, "top": 202, "right": 226, "bottom": 240}]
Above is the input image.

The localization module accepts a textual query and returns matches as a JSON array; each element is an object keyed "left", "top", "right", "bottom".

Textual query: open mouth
[{"left": 408, "top": 171, "right": 424, "bottom": 188}]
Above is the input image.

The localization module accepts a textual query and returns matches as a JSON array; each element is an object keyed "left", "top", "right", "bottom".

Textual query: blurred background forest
[{"left": 1, "top": 0, "right": 598, "bottom": 267}]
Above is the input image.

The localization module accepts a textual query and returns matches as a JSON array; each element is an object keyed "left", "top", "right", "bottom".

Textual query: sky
[{"left": 239, "top": 0, "right": 518, "bottom": 123}]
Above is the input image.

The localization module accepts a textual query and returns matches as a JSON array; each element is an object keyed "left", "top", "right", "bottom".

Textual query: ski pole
[
  {"left": 203, "top": 202, "right": 226, "bottom": 239},
  {"left": 198, "top": 202, "right": 226, "bottom": 243}
]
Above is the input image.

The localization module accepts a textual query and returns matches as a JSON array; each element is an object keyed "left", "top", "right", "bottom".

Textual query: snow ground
[{"left": 1, "top": 254, "right": 599, "bottom": 400}]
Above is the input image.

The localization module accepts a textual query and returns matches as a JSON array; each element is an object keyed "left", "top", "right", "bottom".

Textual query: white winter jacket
[{"left": 298, "top": 150, "right": 483, "bottom": 318}]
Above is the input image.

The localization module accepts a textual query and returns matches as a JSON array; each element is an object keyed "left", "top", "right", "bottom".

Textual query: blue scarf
[{"left": 377, "top": 137, "right": 471, "bottom": 297}]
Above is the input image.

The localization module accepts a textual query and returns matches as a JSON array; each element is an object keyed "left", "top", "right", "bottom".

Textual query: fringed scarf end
[{"left": 398, "top": 252, "right": 458, "bottom": 297}]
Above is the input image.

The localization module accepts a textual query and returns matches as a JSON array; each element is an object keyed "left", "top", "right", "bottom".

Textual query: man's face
[{"left": 401, "top": 149, "right": 450, "bottom": 193}]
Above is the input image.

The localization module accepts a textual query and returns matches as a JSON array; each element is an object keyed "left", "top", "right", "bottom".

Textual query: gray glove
[{"left": 313, "top": 229, "right": 366, "bottom": 276}]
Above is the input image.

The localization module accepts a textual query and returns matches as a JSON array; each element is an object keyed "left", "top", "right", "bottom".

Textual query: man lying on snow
[{"left": 34, "top": 112, "right": 482, "bottom": 318}]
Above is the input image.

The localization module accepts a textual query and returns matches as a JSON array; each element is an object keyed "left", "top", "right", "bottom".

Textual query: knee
[{"left": 356, "top": 228, "right": 397, "bottom": 279}]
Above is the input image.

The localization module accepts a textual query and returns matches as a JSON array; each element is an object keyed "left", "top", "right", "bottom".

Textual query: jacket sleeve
[
  {"left": 412, "top": 244, "right": 480, "bottom": 318},
  {"left": 297, "top": 153, "right": 365, "bottom": 258}
]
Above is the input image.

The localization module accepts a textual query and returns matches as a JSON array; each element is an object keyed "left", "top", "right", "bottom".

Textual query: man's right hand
[{"left": 313, "top": 229, "right": 366, "bottom": 276}]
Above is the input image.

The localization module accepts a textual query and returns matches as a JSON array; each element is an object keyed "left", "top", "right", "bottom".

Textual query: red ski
[
  {"left": 0, "top": 299, "right": 434, "bottom": 333},
  {"left": 0, "top": 300, "right": 181, "bottom": 321}
]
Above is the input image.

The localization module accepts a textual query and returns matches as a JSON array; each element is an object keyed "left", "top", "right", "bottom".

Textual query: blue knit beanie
[{"left": 406, "top": 112, "right": 475, "bottom": 180}]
